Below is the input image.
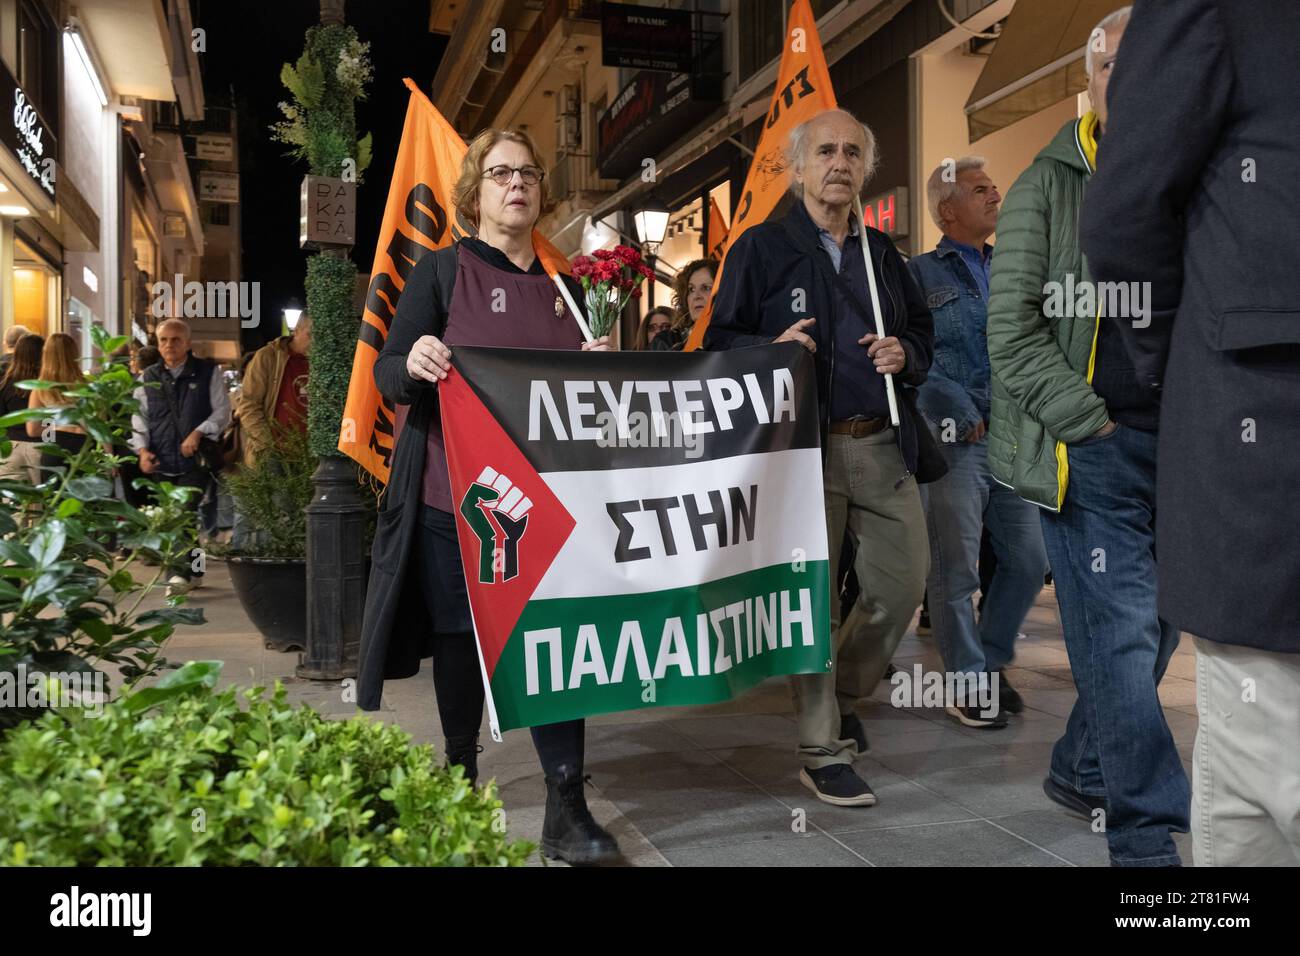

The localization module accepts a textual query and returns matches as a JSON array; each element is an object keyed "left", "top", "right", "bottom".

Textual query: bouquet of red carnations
[{"left": 570, "top": 245, "right": 656, "bottom": 339}]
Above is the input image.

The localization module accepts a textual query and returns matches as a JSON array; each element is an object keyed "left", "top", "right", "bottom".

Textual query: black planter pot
[{"left": 226, "top": 556, "right": 308, "bottom": 652}]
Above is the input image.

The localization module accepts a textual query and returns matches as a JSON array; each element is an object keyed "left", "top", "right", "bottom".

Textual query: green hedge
[
  {"left": 0, "top": 663, "right": 531, "bottom": 866},
  {"left": 304, "top": 251, "right": 360, "bottom": 458}
]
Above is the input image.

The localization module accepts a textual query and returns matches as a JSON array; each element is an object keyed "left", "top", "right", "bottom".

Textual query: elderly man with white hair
[
  {"left": 908, "top": 157, "right": 1048, "bottom": 730},
  {"left": 1, "top": 324, "right": 32, "bottom": 372},
  {"left": 986, "top": 6, "right": 1190, "bottom": 866},
  {"left": 705, "top": 107, "right": 936, "bottom": 807},
  {"left": 130, "top": 318, "right": 231, "bottom": 594}
]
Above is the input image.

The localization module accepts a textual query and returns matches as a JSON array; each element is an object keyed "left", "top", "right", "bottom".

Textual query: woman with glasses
[
  {"left": 634, "top": 306, "right": 675, "bottom": 350},
  {"left": 357, "top": 128, "right": 620, "bottom": 865}
]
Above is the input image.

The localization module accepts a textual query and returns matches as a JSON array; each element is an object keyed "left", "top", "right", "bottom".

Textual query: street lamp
[
  {"left": 634, "top": 196, "right": 671, "bottom": 248},
  {"left": 634, "top": 196, "right": 671, "bottom": 313},
  {"left": 283, "top": 301, "right": 303, "bottom": 335}
]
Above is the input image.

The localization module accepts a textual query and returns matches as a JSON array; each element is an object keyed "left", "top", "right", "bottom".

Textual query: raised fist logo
[{"left": 459, "top": 466, "right": 533, "bottom": 584}]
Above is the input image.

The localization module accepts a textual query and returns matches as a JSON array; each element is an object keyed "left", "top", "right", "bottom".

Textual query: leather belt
[{"left": 829, "top": 418, "right": 889, "bottom": 438}]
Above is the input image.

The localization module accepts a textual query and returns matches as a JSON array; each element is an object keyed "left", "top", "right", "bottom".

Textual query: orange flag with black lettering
[
  {"left": 685, "top": 0, "right": 837, "bottom": 350},
  {"left": 706, "top": 195, "right": 729, "bottom": 260},
  {"left": 339, "top": 79, "right": 572, "bottom": 482}
]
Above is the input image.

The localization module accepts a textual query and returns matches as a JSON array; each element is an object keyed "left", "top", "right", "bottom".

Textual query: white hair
[
  {"left": 4, "top": 325, "right": 31, "bottom": 349},
  {"left": 787, "top": 108, "right": 880, "bottom": 198},
  {"left": 1085, "top": 6, "right": 1132, "bottom": 77},
  {"left": 926, "top": 156, "right": 987, "bottom": 229},
  {"left": 157, "top": 318, "right": 192, "bottom": 338}
]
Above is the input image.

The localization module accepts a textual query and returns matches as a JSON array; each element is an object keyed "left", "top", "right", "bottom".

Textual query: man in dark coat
[
  {"left": 706, "top": 107, "right": 935, "bottom": 809},
  {"left": 1081, "top": 0, "right": 1300, "bottom": 865}
]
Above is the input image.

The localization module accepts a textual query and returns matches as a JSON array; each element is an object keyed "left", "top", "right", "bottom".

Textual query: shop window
[
  {"left": 738, "top": 0, "right": 839, "bottom": 84},
  {"left": 66, "top": 298, "right": 96, "bottom": 361},
  {"left": 16, "top": 0, "right": 58, "bottom": 133},
  {"left": 12, "top": 239, "right": 59, "bottom": 338},
  {"left": 132, "top": 201, "right": 160, "bottom": 285},
  {"left": 154, "top": 101, "right": 181, "bottom": 130}
]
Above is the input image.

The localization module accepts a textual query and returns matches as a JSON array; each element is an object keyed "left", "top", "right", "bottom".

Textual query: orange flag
[
  {"left": 685, "top": 0, "right": 837, "bottom": 351},
  {"left": 339, "top": 79, "right": 572, "bottom": 482},
  {"left": 706, "top": 195, "right": 729, "bottom": 260}
]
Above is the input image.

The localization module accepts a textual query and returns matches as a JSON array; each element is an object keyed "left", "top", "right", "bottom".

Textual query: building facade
[
  {"left": 426, "top": 0, "right": 1120, "bottom": 340},
  {"left": 0, "top": 0, "right": 236, "bottom": 362}
]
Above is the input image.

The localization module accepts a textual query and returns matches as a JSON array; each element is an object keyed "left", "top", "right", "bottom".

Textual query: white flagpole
[
  {"left": 551, "top": 273, "right": 594, "bottom": 343},
  {"left": 853, "top": 196, "right": 900, "bottom": 427}
]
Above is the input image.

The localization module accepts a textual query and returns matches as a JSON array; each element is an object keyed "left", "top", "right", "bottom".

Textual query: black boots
[
  {"left": 445, "top": 733, "right": 483, "bottom": 788},
  {"left": 541, "top": 764, "right": 620, "bottom": 865}
]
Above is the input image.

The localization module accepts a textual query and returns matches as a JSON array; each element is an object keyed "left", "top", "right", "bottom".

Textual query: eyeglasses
[{"left": 482, "top": 164, "right": 545, "bottom": 187}]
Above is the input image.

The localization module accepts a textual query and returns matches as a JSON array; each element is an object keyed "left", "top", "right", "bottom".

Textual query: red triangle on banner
[{"left": 438, "top": 369, "right": 576, "bottom": 679}]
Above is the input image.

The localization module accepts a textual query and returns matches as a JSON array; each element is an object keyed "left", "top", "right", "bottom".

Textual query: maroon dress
[
  {"left": 403, "top": 240, "right": 585, "bottom": 636},
  {"left": 421, "top": 243, "right": 585, "bottom": 511}
]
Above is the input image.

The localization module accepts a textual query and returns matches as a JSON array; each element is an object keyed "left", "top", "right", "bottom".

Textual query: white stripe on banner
[{"left": 532, "top": 447, "right": 828, "bottom": 600}]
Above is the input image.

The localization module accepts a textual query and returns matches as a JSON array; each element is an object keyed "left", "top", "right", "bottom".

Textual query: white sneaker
[{"left": 166, "top": 575, "right": 193, "bottom": 597}]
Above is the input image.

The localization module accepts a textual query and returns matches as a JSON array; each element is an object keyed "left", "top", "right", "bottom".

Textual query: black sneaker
[
  {"left": 799, "top": 764, "right": 877, "bottom": 807},
  {"left": 839, "top": 712, "right": 869, "bottom": 755},
  {"left": 993, "top": 671, "right": 1024, "bottom": 714},
  {"left": 945, "top": 704, "right": 1008, "bottom": 729},
  {"left": 1042, "top": 776, "right": 1107, "bottom": 821}
]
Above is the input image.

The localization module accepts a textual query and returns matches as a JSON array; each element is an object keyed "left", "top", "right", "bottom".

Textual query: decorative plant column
[{"left": 272, "top": 0, "right": 373, "bottom": 679}]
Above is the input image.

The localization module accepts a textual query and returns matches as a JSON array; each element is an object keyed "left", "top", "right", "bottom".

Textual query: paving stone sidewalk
[{"left": 142, "top": 560, "right": 1199, "bottom": 866}]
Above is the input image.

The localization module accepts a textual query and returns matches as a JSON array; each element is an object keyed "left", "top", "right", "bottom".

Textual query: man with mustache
[{"left": 706, "top": 108, "right": 936, "bottom": 807}]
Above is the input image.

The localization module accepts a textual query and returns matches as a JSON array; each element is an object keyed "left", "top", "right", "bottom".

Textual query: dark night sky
[{"left": 194, "top": 0, "right": 448, "bottom": 346}]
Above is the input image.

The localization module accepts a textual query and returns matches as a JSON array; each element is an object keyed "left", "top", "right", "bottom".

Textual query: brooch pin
[{"left": 554, "top": 295, "right": 564, "bottom": 317}]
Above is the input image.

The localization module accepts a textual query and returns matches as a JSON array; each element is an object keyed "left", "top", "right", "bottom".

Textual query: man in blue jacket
[
  {"left": 909, "top": 157, "right": 1047, "bottom": 730},
  {"left": 705, "top": 107, "right": 934, "bottom": 807}
]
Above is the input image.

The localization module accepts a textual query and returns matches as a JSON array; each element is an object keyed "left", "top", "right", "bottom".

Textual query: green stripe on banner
[{"left": 490, "top": 560, "right": 831, "bottom": 730}]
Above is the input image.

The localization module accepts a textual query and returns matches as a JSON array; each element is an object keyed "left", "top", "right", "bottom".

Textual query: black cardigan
[{"left": 357, "top": 240, "right": 587, "bottom": 710}]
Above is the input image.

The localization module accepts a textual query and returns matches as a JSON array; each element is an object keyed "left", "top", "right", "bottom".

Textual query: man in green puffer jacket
[{"left": 985, "top": 6, "right": 1189, "bottom": 868}]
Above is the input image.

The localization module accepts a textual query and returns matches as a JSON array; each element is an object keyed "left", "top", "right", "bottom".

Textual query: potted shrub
[{"left": 223, "top": 424, "right": 317, "bottom": 651}]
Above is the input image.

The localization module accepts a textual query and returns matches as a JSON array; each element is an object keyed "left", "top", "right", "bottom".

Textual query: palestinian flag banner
[{"left": 439, "top": 343, "right": 831, "bottom": 736}]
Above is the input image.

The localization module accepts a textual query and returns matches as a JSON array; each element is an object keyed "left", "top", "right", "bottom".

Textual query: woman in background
[
  {"left": 633, "top": 306, "right": 675, "bottom": 351},
  {"left": 25, "top": 332, "right": 88, "bottom": 475},
  {"left": 651, "top": 258, "right": 717, "bottom": 350},
  {"left": 0, "top": 333, "right": 45, "bottom": 484}
]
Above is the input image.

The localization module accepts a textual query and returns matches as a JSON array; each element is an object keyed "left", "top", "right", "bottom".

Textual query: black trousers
[
  {"left": 167, "top": 468, "right": 210, "bottom": 580},
  {"left": 414, "top": 508, "right": 584, "bottom": 775}
]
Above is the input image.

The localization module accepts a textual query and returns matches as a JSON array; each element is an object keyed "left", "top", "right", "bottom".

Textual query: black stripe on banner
[
  {"left": 359, "top": 321, "right": 385, "bottom": 353},
  {"left": 450, "top": 343, "right": 820, "bottom": 473}
]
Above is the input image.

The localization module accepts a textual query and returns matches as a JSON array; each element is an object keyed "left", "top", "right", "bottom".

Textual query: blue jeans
[
  {"left": 1041, "top": 424, "right": 1189, "bottom": 866},
  {"left": 922, "top": 434, "right": 1047, "bottom": 676}
]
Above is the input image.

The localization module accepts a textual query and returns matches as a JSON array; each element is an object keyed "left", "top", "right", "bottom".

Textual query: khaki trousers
[
  {"left": 1193, "top": 636, "right": 1300, "bottom": 866},
  {"left": 0, "top": 440, "right": 40, "bottom": 484},
  {"left": 793, "top": 430, "right": 929, "bottom": 769}
]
